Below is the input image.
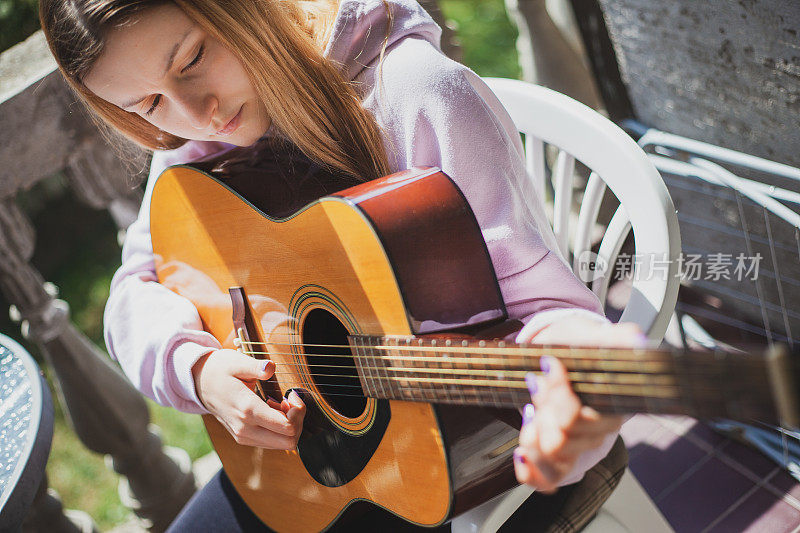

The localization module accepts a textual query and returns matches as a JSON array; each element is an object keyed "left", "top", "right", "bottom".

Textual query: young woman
[{"left": 41, "top": 0, "right": 642, "bottom": 529}]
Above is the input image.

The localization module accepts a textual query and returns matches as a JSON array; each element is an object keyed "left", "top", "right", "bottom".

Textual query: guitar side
[{"left": 149, "top": 166, "right": 519, "bottom": 531}]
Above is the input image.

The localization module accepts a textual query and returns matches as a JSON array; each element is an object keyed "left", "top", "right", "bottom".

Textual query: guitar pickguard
[{"left": 294, "top": 390, "right": 391, "bottom": 487}]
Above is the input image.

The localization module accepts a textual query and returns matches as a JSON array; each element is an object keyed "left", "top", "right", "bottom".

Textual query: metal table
[{"left": 0, "top": 333, "right": 54, "bottom": 530}]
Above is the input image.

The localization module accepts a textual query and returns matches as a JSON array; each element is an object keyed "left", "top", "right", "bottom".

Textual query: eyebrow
[{"left": 120, "top": 28, "right": 193, "bottom": 109}]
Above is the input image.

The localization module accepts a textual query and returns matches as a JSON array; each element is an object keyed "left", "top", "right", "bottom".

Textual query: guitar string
[
  {"left": 246, "top": 373, "right": 772, "bottom": 417},
  {"left": 238, "top": 345, "right": 678, "bottom": 362},
  {"left": 256, "top": 372, "right": 771, "bottom": 401},
  {"left": 252, "top": 383, "right": 668, "bottom": 410},
  {"left": 237, "top": 341, "right": 734, "bottom": 364},
  {"left": 250, "top": 376, "right": 683, "bottom": 399},
  {"left": 237, "top": 346, "right": 764, "bottom": 365},
  {"left": 253, "top": 376, "right": 763, "bottom": 408},
  {"left": 242, "top": 357, "right": 674, "bottom": 374},
  {"left": 265, "top": 369, "right": 680, "bottom": 386},
  {"left": 235, "top": 338, "right": 773, "bottom": 363},
  {"left": 247, "top": 359, "right": 677, "bottom": 377},
  {"left": 233, "top": 348, "right": 768, "bottom": 378},
  {"left": 245, "top": 357, "right": 771, "bottom": 394},
  {"left": 236, "top": 349, "right": 679, "bottom": 370},
  {"left": 253, "top": 375, "right": 772, "bottom": 417},
  {"left": 246, "top": 356, "right": 765, "bottom": 387},
  {"left": 235, "top": 341, "right": 776, "bottom": 406}
]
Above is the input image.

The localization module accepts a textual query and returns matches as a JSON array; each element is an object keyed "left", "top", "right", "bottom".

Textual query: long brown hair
[{"left": 39, "top": 0, "right": 392, "bottom": 181}]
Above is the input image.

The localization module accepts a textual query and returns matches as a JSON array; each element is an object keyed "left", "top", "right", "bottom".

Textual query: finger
[
  {"left": 285, "top": 391, "right": 306, "bottom": 427},
  {"left": 513, "top": 447, "right": 566, "bottom": 493},
  {"left": 591, "top": 322, "right": 645, "bottom": 348},
  {"left": 223, "top": 350, "right": 276, "bottom": 380},
  {"left": 539, "top": 357, "right": 582, "bottom": 431},
  {"left": 279, "top": 399, "right": 291, "bottom": 414},
  {"left": 236, "top": 392, "right": 297, "bottom": 436},
  {"left": 513, "top": 448, "right": 535, "bottom": 485},
  {"left": 279, "top": 390, "right": 305, "bottom": 412},
  {"left": 569, "top": 408, "right": 624, "bottom": 436},
  {"left": 518, "top": 416, "right": 539, "bottom": 449},
  {"left": 287, "top": 390, "right": 305, "bottom": 409},
  {"left": 515, "top": 318, "right": 543, "bottom": 344},
  {"left": 229, "top": 422, "right": 299, "bottom": 450}
]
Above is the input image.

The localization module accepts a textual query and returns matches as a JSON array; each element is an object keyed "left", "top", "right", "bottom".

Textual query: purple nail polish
[
  {"left": 540, "top": 356, "right": 553, "bottom": 375},
  {"left": 525, "top": 372, "right": 538, "bottom": 395},
  {"left": 523, "top": 403, "right": 535, "bottom": 424},
  {"left": 513, "top": 449, "right": 527, "bottom": 464}
]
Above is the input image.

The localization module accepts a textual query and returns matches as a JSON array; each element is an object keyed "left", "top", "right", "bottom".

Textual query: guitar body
[{"left": 150, "top": 164, "right": 521, "bottom": 531}]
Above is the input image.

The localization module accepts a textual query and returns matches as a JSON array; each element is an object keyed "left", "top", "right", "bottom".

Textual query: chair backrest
[{"left": 483, "top": 78, "right": 681, "bottom": 342}]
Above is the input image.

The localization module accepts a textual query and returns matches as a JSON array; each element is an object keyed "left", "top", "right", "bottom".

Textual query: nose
[{"left": 172, "top": 88, "right": 217, "bottom": 130}]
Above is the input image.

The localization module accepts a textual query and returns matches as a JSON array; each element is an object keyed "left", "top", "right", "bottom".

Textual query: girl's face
[{"left": 83, "top": 3, "right": 271, "bottom": 147}]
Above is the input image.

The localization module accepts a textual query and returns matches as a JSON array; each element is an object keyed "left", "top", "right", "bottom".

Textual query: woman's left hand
[{"left": 512, "top": 317, "right": 645, "bottom": 491}]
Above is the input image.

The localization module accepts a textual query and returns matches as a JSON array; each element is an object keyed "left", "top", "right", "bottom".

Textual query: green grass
[
  {"left": 5, "top": 176, "right": 214, "bottom": 530},
  {"left": 45, "top": 386, "right": 213, "bottom": 530},
  {"left": 5, "top": 1, "right": 520, "bottom": 529},
  {"left": 440, "top": 0, "right": 522, "bottom": 79},
  {"left": 0, "top": 0, "right": 39, "bottom": 53}
]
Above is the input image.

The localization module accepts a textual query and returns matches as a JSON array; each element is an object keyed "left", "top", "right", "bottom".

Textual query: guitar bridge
[{"left": 229, "top": 286, "right": 283, "bottom": 402}]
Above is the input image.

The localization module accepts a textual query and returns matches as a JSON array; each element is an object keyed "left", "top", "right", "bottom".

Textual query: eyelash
[
  {"left": 182, "top": 44, "right": 205, "bottom": 73},
  {"left": 144, "top": 44, "right": 205, "bottom": 117}
]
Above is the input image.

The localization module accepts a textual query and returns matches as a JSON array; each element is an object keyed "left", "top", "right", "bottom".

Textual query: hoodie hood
[{"left": 323, "top": 0, "right": 442, "bottom": 82}]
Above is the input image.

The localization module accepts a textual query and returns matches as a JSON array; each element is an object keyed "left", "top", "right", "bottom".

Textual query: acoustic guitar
[{"left": 149, "top": 138, "right": 798, "bottom": 532}]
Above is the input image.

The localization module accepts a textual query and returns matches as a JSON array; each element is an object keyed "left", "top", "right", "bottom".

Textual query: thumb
[{"left": 223, "top": 350, "right": 276, "bottom": 380}]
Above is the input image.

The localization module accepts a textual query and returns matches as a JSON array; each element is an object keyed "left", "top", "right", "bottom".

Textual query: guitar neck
[{"left": 348, "top": 335, "right": 799, "bottom": 427}]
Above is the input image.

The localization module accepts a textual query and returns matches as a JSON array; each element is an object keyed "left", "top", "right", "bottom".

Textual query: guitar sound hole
[{"left": 302, "top": 309, "right": 367, "bottom": 418}]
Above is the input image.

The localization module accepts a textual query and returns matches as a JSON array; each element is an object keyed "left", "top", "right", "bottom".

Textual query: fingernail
[
  {"left": 525, "top": 372, "right": 538, "bottom": 395},
  {"left": 513, "top": 449, "right": 527, "bottom": 464},
  {"left": 523, "top": 403, "right": 535, "bottom": 424},
  {"left": 260, "top": 360, "right": 273, "bottom": 373},
  {"left": 540, "top": 356, "right": 554, "bottom": 375}
]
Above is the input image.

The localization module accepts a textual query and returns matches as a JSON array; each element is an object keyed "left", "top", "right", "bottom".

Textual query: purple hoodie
[{"left": 103, "top": 0, "right": 613, "bottom": 486}]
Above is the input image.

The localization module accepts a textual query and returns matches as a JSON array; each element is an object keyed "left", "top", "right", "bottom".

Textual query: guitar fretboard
[{"left": 349, "top": 335, "right": 797, "bottom": 427}]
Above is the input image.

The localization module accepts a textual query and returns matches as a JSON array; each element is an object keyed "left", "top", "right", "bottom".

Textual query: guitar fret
[
  {"left": 487, "top": 341, "right": 503, "bottom": 408},
  {"left": 632, "top": 346, "right": 648, "bottom": 417},
  {"left": 370, "top": 336, "right": 388, "bottom": 400},
  {"left": 355, "top": 336, "right": 374, "bottom": 398},
  {"left": 447, "top": 340, "right": 466, "bottom": 406},
  {"left": 422, "top": 339, "right": 435, "bottom": 403},
  {"left": 388, "top": 338, "right": 402, "bottom": 400},
  {"left": 403, "top": 337, "right": 416, "bottom": 401}
]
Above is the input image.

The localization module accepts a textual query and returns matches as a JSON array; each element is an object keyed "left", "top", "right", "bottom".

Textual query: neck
[{"left": 348, "top": 335, "right": 797, "bottom": 426}]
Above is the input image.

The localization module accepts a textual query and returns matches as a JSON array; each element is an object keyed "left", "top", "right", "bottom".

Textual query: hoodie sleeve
[
  {"left": 373, "top": 36, "right": 613, "bottom": 484},
  {"left": 103, "top": 141, "right": 233, "bottom": 414},
  {"left": 376, "top": 37, "right": 609, "bottom": 328}
]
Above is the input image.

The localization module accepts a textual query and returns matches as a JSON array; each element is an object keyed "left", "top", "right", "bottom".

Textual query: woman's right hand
[{"left": 192, "top": 349, "right": 305, "bottom": 449}]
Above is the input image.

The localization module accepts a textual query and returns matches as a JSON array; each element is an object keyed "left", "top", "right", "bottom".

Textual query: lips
[{"left": 216, "top": 105, "right": 243, "bottom": 136}]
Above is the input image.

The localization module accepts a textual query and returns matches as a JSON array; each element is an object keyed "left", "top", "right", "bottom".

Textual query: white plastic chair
[{"left": 450, "top": 78, "right": 681, "bottom": 532}]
